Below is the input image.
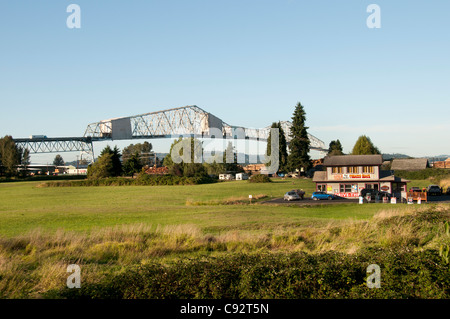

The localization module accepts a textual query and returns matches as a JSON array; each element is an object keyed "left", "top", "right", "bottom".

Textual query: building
[
  {"left": 432, "top": 158, "right": 450, "bottom": 169},
  {"left": 243, "top": 164, "right": 266, "bottom": 174},
  {"left": 391, "top": 158, "right": 429, "bottom": 171},
  {"left": 313, "top": 155, "right": 410, "bottom": 198},
  {"left": 235, "top": 173, "right": 249, "bottom": 180}
]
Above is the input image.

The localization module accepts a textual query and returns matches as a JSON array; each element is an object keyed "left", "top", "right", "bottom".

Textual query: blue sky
[{"left": 1, "top": 1, "right": 449, "bottom": 163}]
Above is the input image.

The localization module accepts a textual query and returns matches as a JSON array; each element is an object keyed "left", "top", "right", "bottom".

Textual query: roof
[
  {"left": 391, "top": 158, "right": 429, "bottom": 171},
  {"left": 312, "top": 171, "right": 327, "bottom": 182},
  {"left": 379, "top": 170, "right": 410, "bottom": 183},
  {"left": 323, "top": 155, "right": 383, "bottom": 167}
]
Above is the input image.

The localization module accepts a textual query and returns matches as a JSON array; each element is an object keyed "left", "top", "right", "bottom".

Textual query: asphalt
[{"left": 263, "top": 194, "right": 450, "bottom": 206}]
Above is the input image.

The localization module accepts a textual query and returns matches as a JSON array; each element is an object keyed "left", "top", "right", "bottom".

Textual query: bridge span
[{"left": 14, "top": 105, "right": 327, "bottom": 158}]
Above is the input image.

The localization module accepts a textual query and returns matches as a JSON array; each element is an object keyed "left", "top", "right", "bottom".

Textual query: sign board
[
  {"left": 333, "top": 174, "right": 373, "bottom": 180},
  {"left": 391, "top": 197, "right": 397, "bottom": 204},
  {"left": 380, "top": 186, "right": 389, "bottom": 192},
  {"left": 334, "top": 193, "right": 359, "bottom": 198}
]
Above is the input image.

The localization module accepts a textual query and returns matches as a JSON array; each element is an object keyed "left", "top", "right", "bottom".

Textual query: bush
[
  {"left": 55, "top": 249, "right": 450, "bottom": 299},
  {"left": 38, "top": 174, "right": 217, "bottom": 187},
  {"left": 248, "top": 174, "right": 272, "bottom": 183}
]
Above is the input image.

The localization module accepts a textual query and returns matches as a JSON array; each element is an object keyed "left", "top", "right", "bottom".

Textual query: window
[
  {"left": 317, "top": 184, "right": 326, "bottom": 192},
  {"left": 362, "top": 166, "right": 374, "bottom": 174},
  {"left": 348, "top": 166, "right": 359, "bottom": 173},
  {"left": 340, "top": 184, "right": 358, "bottom": 193},
  {"left": 332, "top": 167, "right": 343, "bottom": 174}
]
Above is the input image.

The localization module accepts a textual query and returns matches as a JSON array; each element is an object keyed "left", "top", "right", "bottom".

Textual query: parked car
[
  {"left": 311, "top": 191, "right": 334, "bottom": 200},
  {"left": 427, "top": 185, "right": 442, "bottom": 196},
  {"left": 360, "top": 189, "right": 392, "bottom": 200},
  {"left": 409, "top": 187, "right": 422, "bottom": 193},
  {"left": 446, "top": 187, "right": 450, "bottom": 195},
  {"left": 284, "top": 191, "right": 301, "bottom": 201}
]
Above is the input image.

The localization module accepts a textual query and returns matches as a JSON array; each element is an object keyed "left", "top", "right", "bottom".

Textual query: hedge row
[
  {"left": 39, "top": 174, "right": 217, "bottom": 187},
  {"left": 55, "top": 248, "right": 450, "bottom": 299}
]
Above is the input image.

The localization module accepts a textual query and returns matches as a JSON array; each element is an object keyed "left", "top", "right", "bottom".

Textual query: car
[
  {"left": 446, "top": 187, "right": 450, "bottom": 195},
  {"left": 427, "top": 185, "right": 442, "bottom": 196},
  {"left": 409, "top": 187, "right": 422, "bottom": 193},
  {"left": 311, "top": 191, "right": 334, "bottom": 200},
  {"left": 284, "top": 191, "right": 301, "bottom": 201}
]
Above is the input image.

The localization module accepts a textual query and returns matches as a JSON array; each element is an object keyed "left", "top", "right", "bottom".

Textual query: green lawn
[{"left": 0, "top": 178, "right": 391, "bottom": 237}]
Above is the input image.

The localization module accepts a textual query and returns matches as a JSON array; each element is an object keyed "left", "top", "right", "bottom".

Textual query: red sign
[
  {"left": 380, "top": 186, "right": 389, "bottom": 191},
  {"left": 335, "top": 192, "right": 360, "bottom": 198}
]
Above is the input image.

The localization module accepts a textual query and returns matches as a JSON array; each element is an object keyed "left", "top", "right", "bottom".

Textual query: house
[
  {"left": 312, "top": 155, "right": 410, "bottom": 198},
  {"left": 391, "top": 158, "right": 429, "bottom": 171}
]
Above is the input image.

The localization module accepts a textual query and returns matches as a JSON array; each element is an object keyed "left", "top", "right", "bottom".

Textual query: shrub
[
  {"left": 55, "top": 249, "right": 450, "bottom": 299},
  {"left": 248, "top": 174, "right": 272, "bottom": 183}
]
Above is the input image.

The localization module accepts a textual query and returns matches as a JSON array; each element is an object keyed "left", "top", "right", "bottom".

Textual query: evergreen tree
[
  {"left": 266, "top": 122, "right": 288, "bottom": 173},
  {"left": 351, "top": 135, "right": 381, "bottom": 155},
  {"left": 53, "top": 154, "right": 65, "bottom": 166},
  {"left": 100, "top": 145, "right": 123, "bottom": 176},
  {"left": 287, "top": 102, "right": 311, "bottom": 173},
  {"left": 328, "top": 140, "right": 344, "bottom": 156},
  {"left": 123, "top": 152, "right": 143, "bottom": 177}
]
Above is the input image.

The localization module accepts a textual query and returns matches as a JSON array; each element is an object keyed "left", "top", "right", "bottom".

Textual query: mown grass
[{"left": 0, "top": 178, "right": 449, "bottom": 298}]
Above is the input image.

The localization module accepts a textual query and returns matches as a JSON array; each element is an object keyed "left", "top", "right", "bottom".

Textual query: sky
[{"left": 0, "top": 0, "right": 449, "bottom": 164}]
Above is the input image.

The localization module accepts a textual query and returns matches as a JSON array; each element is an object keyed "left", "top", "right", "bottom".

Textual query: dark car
[
  {"left": 427, "top": 185, "right": 442, "bottom": 196},
  {"left": 360, "top": 189, "right": 392, "bottom": 200}
]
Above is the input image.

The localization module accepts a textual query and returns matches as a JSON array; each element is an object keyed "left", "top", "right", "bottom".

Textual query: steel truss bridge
[{"left": 14, "top": 105, "right": 326, "bottom": 159}]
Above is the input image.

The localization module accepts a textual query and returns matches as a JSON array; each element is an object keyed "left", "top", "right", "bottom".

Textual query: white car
[{"left": 284, "top": 191, "right": 301, "bottom": 201}]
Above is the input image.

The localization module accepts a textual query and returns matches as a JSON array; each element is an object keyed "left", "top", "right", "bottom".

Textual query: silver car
[{"left": 284, "top": 191, "right": 301, "bottom": 201}]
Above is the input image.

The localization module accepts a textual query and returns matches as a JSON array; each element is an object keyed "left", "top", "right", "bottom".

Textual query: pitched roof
[
  {"left": 323, "top": 155, "right": 383, "bottom": 166},
  {"left": 379, "top": 170, "right": 410, "bottom": 182},
  {"left": 391, "top": 158, "right": 429, "bottom": 171},
  {"left": 312, "top": 171, "right": 327, "bottom": 182}
]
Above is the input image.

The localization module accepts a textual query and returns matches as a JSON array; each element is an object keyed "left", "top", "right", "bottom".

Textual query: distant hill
[{"left": 425, "top": 155, "right": 450, "bottom": 162}]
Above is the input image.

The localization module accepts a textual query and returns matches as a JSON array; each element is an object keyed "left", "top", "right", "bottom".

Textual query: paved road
[{"left": 264, "top": 195, "right": 450, "bottom": 206}]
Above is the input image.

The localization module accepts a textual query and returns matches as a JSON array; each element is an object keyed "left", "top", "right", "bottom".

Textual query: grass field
[{"left": 0, "top": 178, "right": 449, "bottom": 298}]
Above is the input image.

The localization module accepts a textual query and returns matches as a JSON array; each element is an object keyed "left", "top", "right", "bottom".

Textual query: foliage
[
  {"left": 53, "top": 154, "right": 65, "bottom": 166},
  {"left": 287, "top": 102, "right": 311, "bottom": 173},
  {"left": 39, "top": 173, "right": 217, "bottom": 187},
  {"left": 248, "top": 174, "right": 272, "bottom": 183},
  {"left": 266, "top": 122, "right": 288, "bottom": 173},
  {"left": 351, "top": 135, "right": 381, "bottom": 155},
  {"left": 122, "top": 142, "right": 154, "bottom": 166},
  {"left": 122, "top": 152, "right": 143, "bottom": 177},
  {"left": 0, "top": 136, "right": 24, "bottom": 176},
  {"left": 87, "top": 153, "right": 114, "bottom": 179},
  {"left": 393, "top": 169, "right": 450, "bottom": 182},
  {"left": 328, "top": 140, "right": 344, "bottom": 156},
  {"left": 55, "top": 249, "right": 450, "bottom": 299},
  {"left": 87, "top": 146, "right": 123, "bottom": 179}
]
